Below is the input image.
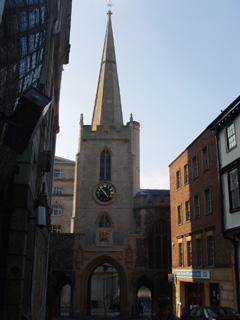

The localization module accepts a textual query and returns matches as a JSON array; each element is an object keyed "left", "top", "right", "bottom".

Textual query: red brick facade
[{"left": 169, "top": 129, "right": 236, "bottom": 314}]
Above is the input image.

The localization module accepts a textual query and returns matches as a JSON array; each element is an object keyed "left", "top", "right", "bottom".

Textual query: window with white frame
[
  {"left": 184, "top": 164, "right": 189, "bottom": 184},
  {"left": 202, "top": 146, "right": 209, "bottom": 172},
  {"left": 51, "top": 225, "right": 61, "bottom": 233},
  {"left": 204, "top": 188, "right": 212, "bottom": 214},
  {"left": 192, "top": 155, "right": 198, "bottom": 179},
  {"left": 226, "top": 122, "right": 237, "bottom": 151},
  {"left": 177, "top": 204, "right": 182, "bottom": 225},
  {"left": 194, "top": 194, "right": 200, "bottom": 219},
  {"left": 53, "top": 187, "right": 62, "bottom": 194},
  {"left": 185, "top": 200, "right": 191, "bottom": 222},
  {"left": 187, "top": 241, "right": 192, "bottom": 266},
  {"left": 176, "top": 170, "right": 181, "bottom": 190},
  {"left": 52, "top": 205, "right": 62, "bottom": 216},
  {"left": 54, "top": 169, "right": 63, "bottom": 178},
  {"left": 228, "top": 167, "right": 240, "bottom": 211},
  {"left": 207, "top": 236, "right": 215, "bottom": 266}
]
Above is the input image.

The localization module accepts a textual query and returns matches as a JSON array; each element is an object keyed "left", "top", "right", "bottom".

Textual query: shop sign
[{"left": 175, "top": 270, "right": 210, "bottom": 279}]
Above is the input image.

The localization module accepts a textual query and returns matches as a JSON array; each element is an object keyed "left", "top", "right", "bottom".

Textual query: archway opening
[
  {"left": 90, "top": 263, "right": 120, "bottom": 316},
  {"left": 137, "top": 285, "right": 152, "bottom": 316},
  {"left": 60, "top": 284, "right": 71, "bottom": 316}
]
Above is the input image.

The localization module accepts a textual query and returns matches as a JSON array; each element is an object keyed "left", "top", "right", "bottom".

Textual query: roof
[
  {"left": 208, "top": 95, "right": 240, "bottom": 131},
  {"left": 136, "top": 189, "right": 170, "bottom": 202},
  {"left": 55, "top": 156, "right": 75, "bottom": 164}
]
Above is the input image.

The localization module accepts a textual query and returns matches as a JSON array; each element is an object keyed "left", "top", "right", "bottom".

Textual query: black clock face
[{"left": 95, "top": 183, "right": 115, "bottom": 203}]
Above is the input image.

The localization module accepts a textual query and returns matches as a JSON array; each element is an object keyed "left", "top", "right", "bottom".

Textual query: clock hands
[
  {"left": 99, "top": 186, "right": 109, "bottom": 200},
  {"left": 95, "top": 183, "right": 115, "bottom": 203}
]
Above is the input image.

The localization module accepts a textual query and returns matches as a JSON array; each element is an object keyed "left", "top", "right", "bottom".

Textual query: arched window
[
  {"left": 100, "top": 148, "right": 111, "bottom": 181},
  {"left": 99, "top": 213, "right": 111, "bottom": 228},
  {"left": 148, "top": 219, "right": 171, "bottom": 270}
]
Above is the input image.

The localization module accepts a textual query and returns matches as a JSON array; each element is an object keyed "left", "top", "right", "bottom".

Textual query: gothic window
[
  {"left": 100, "top": 148, "right": 111, "bottom": 181},
  {"left": 148, "top": 219, "right": 170, "bottom": 270},
  {"left": 98, "top": 213, "right": 111, "bottom": 228}
]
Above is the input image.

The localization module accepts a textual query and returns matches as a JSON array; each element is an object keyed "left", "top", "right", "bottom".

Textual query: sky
[{"left": 56, "top": 0, "right": 240, "bottom": 189}]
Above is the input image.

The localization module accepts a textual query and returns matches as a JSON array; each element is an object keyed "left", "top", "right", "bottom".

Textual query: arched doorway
[
  {"left": 53, "top": 274, "right": 73, "bottom": 317},
  {"left": 137, "top": 285, "right": 151, "bottom": 316},
  {"left": 90, "top": 263, "right": 120, "bottom": 316},
  {"left": 60, "top": 284, "right": 71, "bottom": 316},
  {"left": 78, "top": 255, "right": 128, "bottom": 317},
  {"left": 135, "top": 276, "right": 154, "bottom": 317}
]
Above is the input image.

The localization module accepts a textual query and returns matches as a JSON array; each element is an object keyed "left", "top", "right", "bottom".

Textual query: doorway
[
  {"left": 137, "top": 285, "right": 151, "bottom": 316},
  {"left": 185, "top": 282, "right": 204, "bottom": 308},
  {"left": 90, "top": 263, "right": 120, "bottom": 316},
  {"left": 60, "top": 284, "right": 71, "bottom": 316}
]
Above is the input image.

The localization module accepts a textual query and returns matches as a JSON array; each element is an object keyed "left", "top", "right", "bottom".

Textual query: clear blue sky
[{"left": 56, "top": 0, "right": 240, "bottom": 189}]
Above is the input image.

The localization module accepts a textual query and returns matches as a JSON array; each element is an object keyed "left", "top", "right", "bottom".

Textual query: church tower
[
  {"left": 49, "top": 10, "right": 172, "bottom": 318},
  {"left": 71, "top": 10, "right": 140, "bottom": 244}
]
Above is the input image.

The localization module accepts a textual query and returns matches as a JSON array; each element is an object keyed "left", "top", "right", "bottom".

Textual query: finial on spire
[
  {"left": 80, "top": 113, "right": 84, "bottom": 126},
  {"left": 130, "top": 113, "right": 133, "bottom": 122},
  {"left": 106, "top": 0, "right": 113, "bottom": 14}
]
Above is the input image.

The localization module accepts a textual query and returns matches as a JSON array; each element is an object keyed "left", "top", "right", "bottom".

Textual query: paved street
[
  {"left": 52, "top": 315, "right": 146, "bottom": 320},
  {"left": 52, "top": 308, "right": 148, "bottom": 320},
  {"left": 52, "top": 316, "right": 146, "bottom": 320}
]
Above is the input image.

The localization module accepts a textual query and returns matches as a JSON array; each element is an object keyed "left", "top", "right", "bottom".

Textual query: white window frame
[
  {"left": 185, "top": 200, "right": 191, "bottom": 222},
  {"left": 202, "top": 146, "right": 209, "bottom": 172},
  {"left": 52, "top": 205, "right": 62, "bottom": 216},
  {"left": 192, "top": 155, "right": 198, "bottom": 179},
  {"left": 177, "top": 204, "right": 182, "bottom": 225},
  {"left": 53, "top": 187, "right": 62, "bottom": 194},
  {"left": 194, "top": 194, "right": 200, "bottom": 219},
  {"left": 176, "top": 170, "right": 181, "bottom": 190},
  {"left": 226, "top": 122, "right": 237, "bottom": 151},
  {"left": 51, "top": 225, "right": 61, "bottom": 233},
  {"left": 228, "top": 167, "right": 240, "bottom": 211},
  {"left": 54, "top": 169, "right": 63, "bottom": 178},
  {"left": 184, "top": 164, "right": 189, "bottom": 184}
]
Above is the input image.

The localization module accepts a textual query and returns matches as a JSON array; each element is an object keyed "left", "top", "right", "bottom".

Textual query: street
[{"left": 52, "top": 307, "right": 149, "bottom": 320}]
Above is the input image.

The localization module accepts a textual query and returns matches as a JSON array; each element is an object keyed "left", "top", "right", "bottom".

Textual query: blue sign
[{"left": 175, "top": 270, "right": 210, "bottom": 279}]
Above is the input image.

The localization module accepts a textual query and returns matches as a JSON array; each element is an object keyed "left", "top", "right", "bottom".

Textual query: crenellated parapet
[{"left": 134, "top": 189, "right": 170, "bottom": 209}]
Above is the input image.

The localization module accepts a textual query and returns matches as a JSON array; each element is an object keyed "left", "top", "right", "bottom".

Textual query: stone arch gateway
[{"left": 75, "top": 255, "right": 128, "bottom": 317}]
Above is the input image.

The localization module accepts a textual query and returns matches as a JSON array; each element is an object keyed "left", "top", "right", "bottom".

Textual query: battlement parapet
[{"left": 134, "top": 189, "right": 170, "bottom": 208}]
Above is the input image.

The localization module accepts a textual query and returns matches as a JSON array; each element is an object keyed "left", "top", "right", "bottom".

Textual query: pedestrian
[{"left": 146, "top": 296, "right": 180, "bottom": 320}]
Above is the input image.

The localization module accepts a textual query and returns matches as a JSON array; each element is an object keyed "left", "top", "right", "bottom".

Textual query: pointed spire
[{"left": 91, "top": 10, "right": 123, "bottom": 131}]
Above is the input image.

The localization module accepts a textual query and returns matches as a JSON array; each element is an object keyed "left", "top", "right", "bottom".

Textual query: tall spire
[{"left": 91, "top": 10, "right": 123, "bottom": 131}]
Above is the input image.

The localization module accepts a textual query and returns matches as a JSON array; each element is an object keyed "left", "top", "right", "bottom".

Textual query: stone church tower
[
  {"left": 48, "top": 10, "right": 171, "bottom": 318},
  {"left": 71, "top": 10, "right": 140, "bottom": 242}
]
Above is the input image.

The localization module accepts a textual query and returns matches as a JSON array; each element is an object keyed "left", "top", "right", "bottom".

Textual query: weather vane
[{"left": 106, "top": 0, "right": 113, "bottom": 11}]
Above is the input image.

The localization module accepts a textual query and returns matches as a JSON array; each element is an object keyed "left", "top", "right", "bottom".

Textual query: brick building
[{"left": 169, "top": 128, "right": 236, "bottom": 316}]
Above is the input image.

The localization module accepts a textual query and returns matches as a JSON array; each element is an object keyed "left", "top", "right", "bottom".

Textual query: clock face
[{"left": 94, "top": 182, "right": 115, "bottom": 203}]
